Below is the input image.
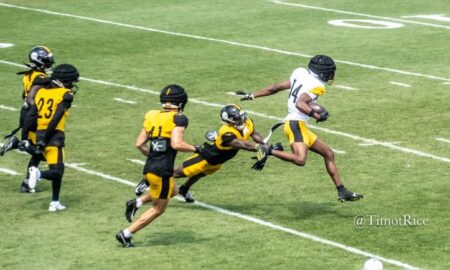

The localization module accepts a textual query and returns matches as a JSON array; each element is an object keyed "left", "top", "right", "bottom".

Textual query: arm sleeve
[
  {"left": 308, "top": 86, "right": 326, "bottom": 98},
  {"left": 21, "top": 105, "right": 38, "bottom": 140},
  {"left": 221, "top": 132, "right": 238, "bottom": 146},
  {"left": 32, "top": 75, "right": 50, "bottom": 86},
  {"left": 174, "top": 114, "right": 189, "bottom": 127},
  {"left": 43, "top": 92, "right": 73, "bottom": 143}
]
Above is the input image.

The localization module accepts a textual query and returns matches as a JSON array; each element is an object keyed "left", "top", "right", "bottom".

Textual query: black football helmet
[
  {"left": 160, "top": 84, "right": 188, "bottom": 110},
  {"left": 29, "top": 46, "right": 54, "bottom": 70},
  {"left": 308, "top": 55, "right": 336, "bottom": 85},
  {"left": 51, "top": 64, "right": 79, "bottom": 89},
  {"left": 220, "top": 104, "right": 247, "bottom": 130}
]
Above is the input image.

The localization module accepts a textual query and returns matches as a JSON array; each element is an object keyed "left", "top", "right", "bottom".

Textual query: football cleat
[
  {"left": 115, "top": 231, "right": 134, "bottom": 248},
  {"left": 178, "top": 186, "right": 195, "bottom": 203},
  {"left": 135, "top": 178, "right": 149, "bottom": 197},
  {"left": 125, "top": 199, "right": 138, "bottom": 223},
  {"left": 338, "top": 189, "right": 363, "bottom": 202},
  {"left": 20, "top": 181, "right": 38, "bottom": 193},
  {"left": 0, "top": 136, "right": 20, "bottom": 156},
  {"left": 48, "top": 201, "right": 66, "bottom": 212},
  {"left": 28, "top": 166, "right": 41, "bottom": 189}
]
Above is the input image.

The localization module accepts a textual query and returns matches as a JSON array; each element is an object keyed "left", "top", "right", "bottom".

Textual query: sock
[
  {"left": 123, "top": 229, "right": 132, "bottom": 238},
  {"left": 336, "top": 185, "right": 345, "bottom": 192},
  {"left": 136, "top": 198, "right": 143, "bottom": 208}
]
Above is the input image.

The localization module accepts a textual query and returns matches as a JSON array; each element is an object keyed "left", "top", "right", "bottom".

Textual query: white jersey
[{"left": 285, "top": 67, "right": 326, "bottom": 122}]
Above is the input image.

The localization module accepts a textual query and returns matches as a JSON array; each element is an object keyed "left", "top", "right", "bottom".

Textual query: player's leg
[
  {"left": 310, "top": 138, "right": 363, "bottom": 202},
  {"left": 270, "top": 120, "right": 310, "bottom": 166},
  {"left": 28, "top": 146, "right": 66, "bottom": 210},
  {"left": 21, "top": 154, "right": 43, "bottom": 193},
  {"left": 117, "top": 174, "right": 173, "bottom": 247},
  {"left": 176, "top": 154, "right": 210, "bottom": 202}
]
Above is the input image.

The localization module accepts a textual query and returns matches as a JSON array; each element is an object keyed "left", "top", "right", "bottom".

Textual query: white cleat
[
  {"left": 49, "top": 201, "right": 66, "bottom": 212},
  {"left": 28, "top": 166, "right": 41, "bottom": 189}
]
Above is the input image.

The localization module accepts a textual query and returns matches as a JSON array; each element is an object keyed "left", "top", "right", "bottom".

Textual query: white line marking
[
  {"left": 389, "top": 81, "right": 411, "bottom": 88},
  {"left": 64, "top": 162, "right": 419, "bottom": 270},
  {"left": 443, "top": 82, "right": 450, "bottom": 85},
  {"left": 436, "top": 137, "right": 450, "bottom": 144},
  {"left": 0, "top": 104, "right": 18, "bottom": 111},
  {"left": 334, "top": 85, "right": 359, "bottom": 91},
  {"left": 126, "top": 158, "right": 145, "bottom": 165},
  {"left": 114, "top": 98, "right": 137, "bottom": 104},
  {"left": 402, "top": 14, "right": 450, "bottom": 23},
  {"left": 0, "top": 43, "right": 14, "bottom": 48},
  {"left": 331, "top": 148, "right": 346, "bottom": 154},
  {"left": 0, "top": 5, "right": 450, "bottom": 83},
  {"left": 1, "top": 60, "right": 450, "bottom": 165},
  {"left": 0, "top": 168, "right": 20, "bottom": 175},
  {"left": 273, "top": 1, "right": 450, "bottom": 30}
]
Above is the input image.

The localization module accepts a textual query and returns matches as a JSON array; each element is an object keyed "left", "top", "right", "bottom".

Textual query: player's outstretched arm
[
  {"left": 171, "top": 127, "right": 199, "bottom": 153},
  {"left": 239, "top": 80, "right": 291, "bottom": 101},
  {"left": 250, "top": 130, "right": 265, "bottom": 144}
]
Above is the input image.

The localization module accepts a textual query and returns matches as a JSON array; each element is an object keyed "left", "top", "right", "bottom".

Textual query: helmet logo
[
  {"left": 221, "top": 111, "right": 228, "bottom": 121},
  {"left": 30, "top": 52, "right": 38, "bottom": 61}
]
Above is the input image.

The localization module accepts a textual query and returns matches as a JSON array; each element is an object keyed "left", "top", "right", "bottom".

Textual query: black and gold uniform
[
  {"left": 143, "top": 110, "right": 189, "bottom": 199},
  {"left": 22, "top": 63, "right": 78, "bottom": 205},
  {"left": 181, "top": 117, "right": 254, "bottom": 177}
]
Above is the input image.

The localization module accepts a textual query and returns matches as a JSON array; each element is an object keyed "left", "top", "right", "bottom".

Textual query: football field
[{"left": 0, "top": 1, "right": 449, "bottom": 269}]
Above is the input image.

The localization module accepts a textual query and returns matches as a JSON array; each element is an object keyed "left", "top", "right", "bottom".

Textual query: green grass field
[{"left": 1, "top": 1, "right": 449, "bottom": 269}]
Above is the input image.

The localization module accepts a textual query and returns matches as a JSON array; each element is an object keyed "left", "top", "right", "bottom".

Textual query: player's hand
[
  {"left": 235, "top": 91, "right": 254, "bottom": 101},
  {"left": 194, "top": 144, "right": 203, "bottom": 154},
  {"left": 251, "top": 157, "right": 267, "bottom": 171},
  {"left": 255, "top": 143, "right": 272, "bottom": 160},
  {"left": 316, "top": 111, "right": 329, "bottom": 123},
  {"left": 22, "top": 100, "right": 30, "bottom": 110},
  {"left": 18, "top": 140, "right": 30, "bottom": 152},
  {"left": 272, "top": 143, "right": 283, "bottom": 152},
  {"left": 36, "top": 140, "right": 46, "bottom": 150}
]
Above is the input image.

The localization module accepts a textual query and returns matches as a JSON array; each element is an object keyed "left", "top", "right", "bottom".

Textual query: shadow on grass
[{"left": 136, "top": 230, "right": 205, "bottom": 247}]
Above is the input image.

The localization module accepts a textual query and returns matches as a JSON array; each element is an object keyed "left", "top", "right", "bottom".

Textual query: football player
[
  {"left": 238, "top": 55, "right": 363, "bottom": 202},
  {"left": 131, "top": 104, "right": 280, "bottom": 204},
  {"left": 21, "top": 64, "right": 79, "bottom": 211},
  {"left": 0, "top": 46, "right": 54, "bottom": 193},
  {"left": 116, "top": 84, "right": 200, "bottom": 248}
]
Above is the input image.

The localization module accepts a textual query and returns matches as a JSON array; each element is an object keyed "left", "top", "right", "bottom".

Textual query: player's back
[
  {"left": 35, "top": 87, "right": 70, "bottom": 132},
  {"left": 143, "top": 110, "right": 187, "bottom": 177}
]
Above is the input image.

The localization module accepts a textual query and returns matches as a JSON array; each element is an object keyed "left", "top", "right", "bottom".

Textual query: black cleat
[
  {"left": 135, "top": 178, "right": 149, "bottom": 197},
  {"left": 178, "top": 186, "right": 195, "bottom": 203},
  {"left": 115, "top": 231, "right": 134, "bottom": 248},
  {"left": 338, "top": 189, "right": 363, "bottom": 202},
  {"left": 0, "top": 136, "right": 19, "bottom": 156},
  {"left": 125, "top": 199, "right": 138, "bottom": 223}
]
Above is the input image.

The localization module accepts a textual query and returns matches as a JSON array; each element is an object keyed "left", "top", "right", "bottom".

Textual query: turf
[{"left": 0, "top": 1, "right": 449, "bottom": 269}]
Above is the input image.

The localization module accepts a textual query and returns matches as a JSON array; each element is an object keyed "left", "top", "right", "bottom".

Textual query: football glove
[
  {"left": 194, "top": 144, "right": 203, "bottom": 154},
  {"left": 251, "top": 156, "right": 267, "bottom": 171},
  {"left": 316, "top": 111, "right": 329, "bottom": 123},
  {"left": 235, "top": 91, "right": 254, "bottom": 101},
  {"left": 18, "top": 140, "right": 30, "bottom": 152}
]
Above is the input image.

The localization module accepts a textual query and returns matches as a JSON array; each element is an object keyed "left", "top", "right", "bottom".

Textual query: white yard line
[
  {"left": 389, "top": 81, "right": 411, "bottom": 88},
  {"left": 334, "top": 85, "right": 358, "bottom": 91},
  {"left": 331, "top": 148, "right": 346, "bottom": 154},
  {"left": 1, "top": 60, "right": 449, "bottom": 165},
  {"left": 114, "top": 97, "right": 137, "bottom": 104},
  {"left": 0, "top": 104, "right": 18, "bottom": 111},
  {"left": 1, "top": 4, "right": 450, "bottom": 83},
  {"left": 272, "top": 1, "right": 450, "bottom": 30},
  {"left": 0, "top": 167, "right": 20, "bottom": 175},
  {"left": 436, "top": 137, "right": 450, "bottom": 144},
  {"left": 126, "top": 158, "right": 145, "bottom": 165},
  {"left": 64, "top": 162, "right": 419, "bottom": 270}
]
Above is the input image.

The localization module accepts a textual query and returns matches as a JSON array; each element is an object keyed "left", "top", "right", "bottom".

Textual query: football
[
  {"left": 310, "top": 103, "right": 327, "bottom": 114},
  {"left": 363, "top": 258, "right": 383, "bottom": 270}
]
